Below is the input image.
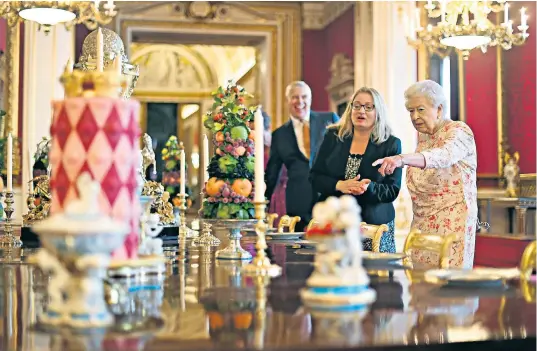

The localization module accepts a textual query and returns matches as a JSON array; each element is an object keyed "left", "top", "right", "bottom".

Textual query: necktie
[{"left": 303, "top": 122, "right": 311, "bottom": 159}]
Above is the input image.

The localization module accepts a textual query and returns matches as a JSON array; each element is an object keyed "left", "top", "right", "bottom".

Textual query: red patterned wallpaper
[
  {"left": 465, "top": 49, "right": 499, "bottom": 174},
  {"left": 504, "top": 1, "right": 536, "bottom": 174},
  {"left": 302, "top": 6, "right": 354, "bottom": 111}
]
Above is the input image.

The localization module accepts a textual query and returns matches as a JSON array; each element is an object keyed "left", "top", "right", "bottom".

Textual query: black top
[
  {"left": 310, "top": 128, "right": 402, "bottom": 225},
  {"left": 264, "top": 111, "right": 339, "bottom": 226}
]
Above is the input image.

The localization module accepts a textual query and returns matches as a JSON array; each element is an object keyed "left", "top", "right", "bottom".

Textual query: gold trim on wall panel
[
  {"left": 457, "top": 51, "right": 466, "bottom": 123},
  {"left": 496, "top": 43, "right": 505, "bottom": 176},
  {"left": 3, "top": 23, "right": 20, "bottom": 137},
  {"left": 495, "top": 12, "right": 508, "bottom": 177},
  {"left": 417, "top": 3, "right": 430, "bottom": 81},
  {"left": 139, "top": 101, "right": 147, "bottom": 148}
]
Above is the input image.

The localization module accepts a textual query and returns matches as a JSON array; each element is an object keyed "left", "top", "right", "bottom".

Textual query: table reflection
[{"left": 0, "top": 240, "right": 534, "bottom": 351}]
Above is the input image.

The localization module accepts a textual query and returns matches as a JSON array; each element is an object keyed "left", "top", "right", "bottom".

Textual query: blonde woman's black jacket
[{"left": 310, "top": 128, "right": 402, "bottom": 225}]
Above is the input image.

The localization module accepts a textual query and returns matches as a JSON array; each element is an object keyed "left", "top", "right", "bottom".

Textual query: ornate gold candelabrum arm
[
  {"left": 1, "top": 191, "right": 22, "bottom": 247},
  {"left": 193, "top": 192, "right": 220, "bottom": 246},
  {"left": 242, "top": 201, "right": 281, "bottom": 277}
]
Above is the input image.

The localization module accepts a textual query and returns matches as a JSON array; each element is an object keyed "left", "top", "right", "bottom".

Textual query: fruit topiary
[
  {"left": 201, "top": 81, "right": 258, "bottom": 219},
  {"left": 162, "top": 135, "right": 192, "bottom": 207}
]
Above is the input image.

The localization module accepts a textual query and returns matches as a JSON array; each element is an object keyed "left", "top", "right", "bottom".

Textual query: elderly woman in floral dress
[{"left": 373, "top": 80, "right": 477, "bottom": 268}]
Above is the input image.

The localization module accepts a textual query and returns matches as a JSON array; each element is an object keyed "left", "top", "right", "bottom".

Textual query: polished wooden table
[{"left": 0, "top": 237, "right": 535, "bottom": 351}]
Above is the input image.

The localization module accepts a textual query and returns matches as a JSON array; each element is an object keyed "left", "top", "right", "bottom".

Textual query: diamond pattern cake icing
[{"left": 49, "top": 97, "right": 141, "bottom": 259}]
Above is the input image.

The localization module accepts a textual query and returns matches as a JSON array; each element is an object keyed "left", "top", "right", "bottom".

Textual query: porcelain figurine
[
  {"left": 300, "top": 196, "right": 376, "bottom": 311},
  {"left": 139, "top": 213, "right": 164, "bottom": 257},
  {"left": 32, "top": 249, "right": 70, "bottom": 325},
  {"left": 141, "top": 133, "right": 157, "bottom": 177},
  {"left": 504, "top": 152, "right": 520, "bottom": 198},
  {"left": 31, "top": 173, "right": 130, "bottom": 328}
]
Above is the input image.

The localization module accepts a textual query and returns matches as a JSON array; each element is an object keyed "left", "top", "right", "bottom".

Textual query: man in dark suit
[{"left": 265, "top": 81, "right": 339, "bottom": 231}]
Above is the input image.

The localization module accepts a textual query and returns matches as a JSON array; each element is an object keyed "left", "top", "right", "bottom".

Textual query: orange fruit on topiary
[
  {"left": 206, "top": 177, "right": 225, "bottom": 197},
  {"left": 231, "top": 179, "right": 252, "bottom": 197},
  {"left": 207, "top": 311, "right": 225, "bottom": 329},
  {"left": 233, "top": 312, "right": 253, "bottom": 329}
]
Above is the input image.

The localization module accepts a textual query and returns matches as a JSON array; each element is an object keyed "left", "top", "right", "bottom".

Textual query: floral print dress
[{"left": 406, "top": 121, "right": 478, "bottom": 268}]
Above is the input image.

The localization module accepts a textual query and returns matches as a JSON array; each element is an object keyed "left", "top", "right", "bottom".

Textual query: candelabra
[
  {"left": 192, "top": 192, "right": 220, "bottom": 246},
  {"left": 407, "top": 1, "right": 530, "bottom": 60},
  {"left": 1, "top": 191, "right": 22, "bottom": 247},
  {"left": 177, "top": 194, "right": 195, "bottom": 242},
  {"left": 193, "top": 222, "right": 220, "bottom": 246},
  {"left": 242, "top": 201, "right": 281, "bottom": 277}
]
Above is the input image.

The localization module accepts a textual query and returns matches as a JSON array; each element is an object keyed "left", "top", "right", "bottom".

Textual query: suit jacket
[
  {"left": 310, "top": 128, "right": 402, "bottom": 225},
  {"left": 265, "top": 111, "right": 339, "bottom": 223}
]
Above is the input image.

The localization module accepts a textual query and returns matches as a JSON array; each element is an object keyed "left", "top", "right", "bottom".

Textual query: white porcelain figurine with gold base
[
  {"left": 31, "top": 173, "right": 130, "bottom": 328},
  {"left": 300, "top": 196, "right": 376, "bottom": 312}
]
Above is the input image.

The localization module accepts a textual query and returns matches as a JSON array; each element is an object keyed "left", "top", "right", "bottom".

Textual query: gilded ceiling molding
[
  {"left": 302, "top": 3, "right": 324, "bottom": 30},
  {"left": 302, "top": 1, "right": 354, "bottom": 30}
]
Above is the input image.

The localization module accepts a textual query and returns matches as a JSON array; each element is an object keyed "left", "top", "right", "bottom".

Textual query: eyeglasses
[{"left": 351, "top": 104, "right": 375, "bottom": 112}]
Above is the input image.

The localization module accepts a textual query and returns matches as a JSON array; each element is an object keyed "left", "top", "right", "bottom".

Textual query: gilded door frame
[{"left": 115, "top": 2, "right": 302, "bottom": 129}]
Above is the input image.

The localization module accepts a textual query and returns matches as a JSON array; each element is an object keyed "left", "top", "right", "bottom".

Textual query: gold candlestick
[
  {"left": 177, "top": 193, "right": 195, "bottom": 242},
  {"left": 242, "top": 201, "right": 281, "bottom": 277},
  {"left": 1, "top": 191, "right": 22, "bottom": 247}
]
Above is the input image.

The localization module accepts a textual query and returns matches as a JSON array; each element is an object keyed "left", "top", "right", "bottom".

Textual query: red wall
[
  {"left": 302, "top": 6, "right": 354, "bottom": 112},
  {"left": 465, "top": 1, "right": 536, "bottom": 175},
  {"left": 504, "top": 1, "right": 536, "bottom": 174},
  {"left": 303, "top": 29, "right": 328, "bottom": 111},
  {"left": 465, "top": 50, "right": 498, "bottom": 174}
]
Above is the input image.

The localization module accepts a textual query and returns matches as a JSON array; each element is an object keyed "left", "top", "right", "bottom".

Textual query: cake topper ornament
[
  {"left": 65, "top": 173, "right": 100, "bottom": 216},
  {"left": 301, "top": 195, "right": 376, "bottom": 312}
]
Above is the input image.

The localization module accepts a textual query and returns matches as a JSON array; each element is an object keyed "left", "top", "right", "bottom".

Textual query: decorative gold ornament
[
  {"left": 23, "top": 175, "right": 51, "bottom": 226},
  {"left": 76, "top": 28, "right": 139, "bottom": 99},
  {"left": 60, "top": 60, "right": 126, "bottom": 98},
  {"left": 0, "top": 1, "right": 116, "bottom": 34},
  {"left": 141, "top": 181, "right": 176, "bottom": 226},
  {"left": 407, "top": 1, "right": 530, "bottom": 59}
]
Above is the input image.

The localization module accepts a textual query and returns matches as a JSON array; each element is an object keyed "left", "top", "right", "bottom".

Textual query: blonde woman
[
  {"left": 373, "top": 80, "right": 477, "bottom": 268},
  {"left": 310, "top": 87, "right": 402, "bottom": 253}
]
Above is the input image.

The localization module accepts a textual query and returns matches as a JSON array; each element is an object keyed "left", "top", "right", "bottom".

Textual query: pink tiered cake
[{"left": 49, "top": 97, "right": 141, "bottom": 259}]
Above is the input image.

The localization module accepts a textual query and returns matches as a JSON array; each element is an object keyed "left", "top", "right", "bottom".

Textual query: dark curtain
[{"left": 146, "top": 102, "right": 179, "bottom": 181}]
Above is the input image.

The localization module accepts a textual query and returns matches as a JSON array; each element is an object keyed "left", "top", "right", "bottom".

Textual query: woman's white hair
[{"left": 404, "top": 80, "right": 449, "bottom": 119}]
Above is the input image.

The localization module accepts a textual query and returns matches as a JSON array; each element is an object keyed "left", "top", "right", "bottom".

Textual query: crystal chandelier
[
  {"left": 407, "top": 1, "right": 530, "bottom": 59},
  {"left": 0, "top": 1, "right": 117, "bottom": 33}
]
